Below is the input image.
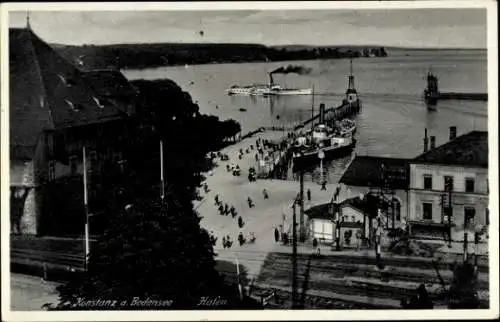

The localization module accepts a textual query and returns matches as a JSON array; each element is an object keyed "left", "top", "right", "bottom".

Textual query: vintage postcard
[{"left": 1, "top": 1, "right": 498, "bottom": 321}]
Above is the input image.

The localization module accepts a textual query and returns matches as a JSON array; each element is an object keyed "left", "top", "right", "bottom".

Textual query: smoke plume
[{"left": 270, "top": 64, "right": 312, "bottom": 75}]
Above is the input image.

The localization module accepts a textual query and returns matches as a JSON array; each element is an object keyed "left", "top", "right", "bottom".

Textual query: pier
[
  {"left": 294, "top": 101, "right": 361, "bottom": 131},
  {"left": 424, "top": 71, "right": 488, "bottom": 106}
]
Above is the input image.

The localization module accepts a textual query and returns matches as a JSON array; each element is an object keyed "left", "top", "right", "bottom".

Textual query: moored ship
[{"left": 292, "top": 123, "right": 356, "bottom": 165}]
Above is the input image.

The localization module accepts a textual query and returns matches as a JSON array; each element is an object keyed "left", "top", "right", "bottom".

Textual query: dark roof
[
  {"left": 339, "top": 156, "right": 410, "bottom": 189},
  {"left": 10, "top": 28, "right": 136, "bottom": 159},
  {"left": 305, "top": 203, "right": 331, "bottom": 220},
  {"left": 305, "top": 196, "right": 379, "bottom": 220},
  {"left": 413, "top": 131, "right": 488, "bottom": 168}
]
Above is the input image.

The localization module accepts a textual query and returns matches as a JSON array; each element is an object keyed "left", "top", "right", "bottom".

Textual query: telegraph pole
[
  {"left": 299, "top": 169, "right": 305, "bottom": 242},
  {"left": 463, "top": 214, "right": 469, "bottom": 263},
  {"left": 160, "top": 140, "right": 165, "bottom": 203},
  {"left": 83, "top": 146, "right": 89, "bottom": 271},
  {"left": 291, "top": 198, "right": 298, "bottom": 308}
]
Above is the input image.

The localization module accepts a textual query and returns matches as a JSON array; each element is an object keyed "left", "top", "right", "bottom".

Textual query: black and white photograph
[{"left": 1, "top": 1, "right": 498, "bottom": 320}]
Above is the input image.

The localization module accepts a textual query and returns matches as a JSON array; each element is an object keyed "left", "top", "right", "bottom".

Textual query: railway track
[
  {"left": 250, "top": 285, "right": 396, "bottom": 309},
  {"left": 257, "top": 258, "right": 489, "bottom": 289}
]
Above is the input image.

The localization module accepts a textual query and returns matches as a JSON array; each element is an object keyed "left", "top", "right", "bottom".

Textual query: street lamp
[{"left": 318, "top": 149, "right": 325, "bottom": 185}]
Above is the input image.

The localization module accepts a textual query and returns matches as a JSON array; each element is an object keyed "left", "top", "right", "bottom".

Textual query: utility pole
[
  {"left": 447, "top": 187, "right": 452, "bottom": 248},
  {"left": 311, "top": 84, "right": 315, "bottom": 132},
  {"left": 291, "top": 198, "right": 298, "bottom": 308},
  {"left": 83, "top": 146, "right": 89, "bottom": 271},
  {"left": 160, "top": 140, "right": 165, "bottom": 203},
  {"left": 299, "top": 170, "right": 305, "bottom": 242},
  {"left": 463, "top": 214, "right": 469, "bottom": 263}
]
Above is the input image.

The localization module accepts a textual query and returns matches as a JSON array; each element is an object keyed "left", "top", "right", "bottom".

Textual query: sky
[{"left": 9, "top": 9, "right": 487, "bottom": 48}]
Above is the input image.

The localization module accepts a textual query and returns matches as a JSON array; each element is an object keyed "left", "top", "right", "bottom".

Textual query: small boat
[
  {"left": 292, "top": 124, "right": 356, "bottom": 166},
  {"left": 239, "top": 108, "right": 247, "bottom": 112}
]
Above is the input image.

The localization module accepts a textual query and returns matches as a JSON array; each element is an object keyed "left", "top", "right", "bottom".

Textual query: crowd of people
[{"left": 202, "top": 138, "right": 282, "bottom": 251}]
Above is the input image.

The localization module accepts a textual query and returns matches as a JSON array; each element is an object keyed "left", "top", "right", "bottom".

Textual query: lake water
[{"left": 123, "top": 49, "right": 488, "bottom": 182}]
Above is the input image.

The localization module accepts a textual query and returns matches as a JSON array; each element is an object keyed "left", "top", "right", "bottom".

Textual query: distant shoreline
[
  {"left": 51, "top": 40, "right": 486, "bottom": 71},
  {"left": 53, "top": 42, "right": 389, "bottom": 70}
]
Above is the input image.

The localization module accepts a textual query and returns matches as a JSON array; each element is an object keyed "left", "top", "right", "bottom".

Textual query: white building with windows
[
  {"left": 339, "top": 129, "right": 488, "bottom": 239},
  {"left": 408, "top": 131, "right": 488, "bottom": 233}
]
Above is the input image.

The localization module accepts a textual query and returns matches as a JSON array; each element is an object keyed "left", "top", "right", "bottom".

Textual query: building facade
[
  {"left": 10, "top": 24, "right": 138, "bottom": 236},
  {"left": 339, "top": 129, "right": 488, "bottom": 239},
  {"left": 408, "top": 131, "right": 489, "bottom": 231}
]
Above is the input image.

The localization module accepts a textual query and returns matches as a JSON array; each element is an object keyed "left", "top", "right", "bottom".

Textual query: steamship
[
  {"left": 292, "top": 59, "right": 359, "bottom": 167},
  {"left": 292, "top": 124, "right": 356, "bottom": 165},
  {"left": 226, "top": 74, "right": 312, "bottom": 96}
]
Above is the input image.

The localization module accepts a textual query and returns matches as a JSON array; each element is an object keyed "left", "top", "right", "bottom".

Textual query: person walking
[
  {"left": 222, "top": 236, "right": 227, "bottom": 249},
  {"left": 307, "top": 188, "right": 311, "bottom": 201},
  {"left": 313, "top": 238, "right": 320, "bottom": 257},
  {"left": 321, "top": 181, "right": 327, "bottom": 191},
  {"left": 238, "top": 232, "right": 245, "bottom": 246},
  {"left": 247, "top": 196, "right": 254, "bottom": 208},
  {"left": 274, "top": 228, "right": 280, "bottom": 243},
  {"left": 355, "top": 229, "right": 362, "bottom": 251},
  {"left": 263, "top": 189, "right": 269, "bottom": 200}
]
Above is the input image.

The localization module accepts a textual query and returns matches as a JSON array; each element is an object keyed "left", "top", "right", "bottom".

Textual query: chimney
[
  {"left": 319, "top": 103, "right": 325, "bottom": 124},
  {"left": 423, "top": 128, "right": 429, "bottom": 152},
  {"left": 430, "top": 136, "right": 436, "bottom": 150},
  {"left": 449, "top": 126, "right": 457, "bottom": 140}
]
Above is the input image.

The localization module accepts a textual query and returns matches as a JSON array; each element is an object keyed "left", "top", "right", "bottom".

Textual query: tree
[{"left": 54, "top": 79, "right": 247, "bottom": 309}]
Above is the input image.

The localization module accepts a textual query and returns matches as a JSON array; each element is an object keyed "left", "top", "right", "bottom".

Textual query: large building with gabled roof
[
  {"left": 339, "top": 127, "right": 488, "bottom": 239},
  {"left": 408, "top": 130, "right": 488, "bottom": 233},
  {"left": 10, "top": 22, "right": 138, "bottom": 235}
]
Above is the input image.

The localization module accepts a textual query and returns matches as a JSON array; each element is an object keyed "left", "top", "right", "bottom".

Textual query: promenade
[{"left": 196, "top": 130, "right": 354, "bottom": 277}]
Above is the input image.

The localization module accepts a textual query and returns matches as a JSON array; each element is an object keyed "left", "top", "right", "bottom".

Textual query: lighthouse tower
[{"left": 344, "top": 59, "right": 359, "bottom": 105}]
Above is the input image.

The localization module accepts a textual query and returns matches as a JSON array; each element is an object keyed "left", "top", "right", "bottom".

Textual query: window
[
  {"left": 423, "top": 203, "right": 433, "bottom": 220},
  {"left": 444, "top": 176, "right": 454, "bottom": 191},
  {"left": 464, "top": 207, "right": 476, "bottom": 224},
  {"left": 69, "top": 156, "right": 78, "bottom": 175},
  {"left": 465, "top": 178, "right": 475, "bottom": 193},
  {"left": 423, "top": 175, "right": 433, "bottom": 190},
  {"left": 65, "top": 99, "right": 79, "bottom": 112},
  {"left": 93, "top": 96, "right": 105, "bottom": 109}
]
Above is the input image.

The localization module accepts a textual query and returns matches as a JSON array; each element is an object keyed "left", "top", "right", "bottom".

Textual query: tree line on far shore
[{"left": 53, "top": 42, "right": 388, "bottom": 70}]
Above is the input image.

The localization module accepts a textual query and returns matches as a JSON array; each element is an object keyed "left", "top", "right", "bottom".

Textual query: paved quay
[{"left": 196, "top": 130, "right": 354, "bottom": 278}]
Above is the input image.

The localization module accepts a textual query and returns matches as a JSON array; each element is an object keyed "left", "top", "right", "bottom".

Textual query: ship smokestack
[
  {"left": 449, "top": 126, "right": 457, "bottom": 140},
  {"left": 423, "top": 128, "right": 429, "bottom": 152},
  {"left": 430, "top": 136, "right": 436, "bottom": 150},
  {"left": 319, "top": 103, "right": 325, "bottom": 124}
]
